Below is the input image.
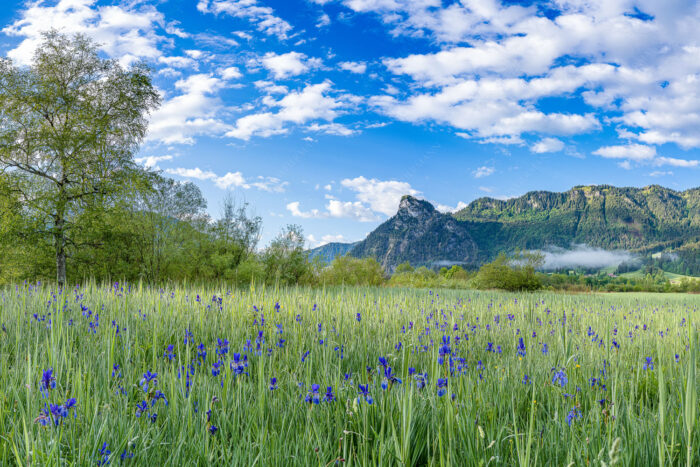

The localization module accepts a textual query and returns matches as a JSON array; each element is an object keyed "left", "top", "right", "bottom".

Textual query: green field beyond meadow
[{"left": 0, "top": 283, "right": 698, "bottom": 466}]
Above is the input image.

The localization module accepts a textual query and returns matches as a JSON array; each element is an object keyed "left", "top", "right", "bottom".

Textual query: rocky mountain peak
[{"left": 398, "top": 195, "right": 436, "bottom": 218}]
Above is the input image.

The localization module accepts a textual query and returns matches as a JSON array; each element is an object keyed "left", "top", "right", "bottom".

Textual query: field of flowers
[{"left": 0, "top": 282, "right": 697, "bottom": 466}]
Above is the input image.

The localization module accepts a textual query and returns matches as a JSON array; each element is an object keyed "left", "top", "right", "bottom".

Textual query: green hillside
[{"left": 344, "top": 185, "right": 700, "bottom": 274}]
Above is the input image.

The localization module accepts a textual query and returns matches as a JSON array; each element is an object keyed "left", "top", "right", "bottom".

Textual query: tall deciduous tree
[{"left": 0, "top": 31, "right": 160, "bottom": 287}]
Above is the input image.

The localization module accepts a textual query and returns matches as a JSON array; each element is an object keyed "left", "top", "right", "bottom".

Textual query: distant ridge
[
  {"left": 307, "top": 242, "right": 357, "bottom": 263},
  {"left": 309, "top": 185, "right": 700, "bottom": 274}
]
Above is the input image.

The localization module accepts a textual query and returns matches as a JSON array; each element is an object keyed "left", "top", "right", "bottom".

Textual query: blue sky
[{"left": 2, "top": 0, "right": 699, "bottom": 247}]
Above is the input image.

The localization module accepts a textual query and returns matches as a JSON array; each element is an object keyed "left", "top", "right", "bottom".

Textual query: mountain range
[{"left": 309, "top": 185, "right": 700, "bottom": 274}]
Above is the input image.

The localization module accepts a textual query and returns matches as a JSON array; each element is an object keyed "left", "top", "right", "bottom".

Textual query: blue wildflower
[
  {"left": 436, "top": 378, "right": 448, "bottom": 397},
  {"left": 164, "top": 345, "right": 176, "bottom": 362},
  {"left": 97, "top": 442, "right": 111, "bottom": 466},
  {"left": 552, "top": 368, "right": 568, "bottom": 387},
  {"left": 358, "top": 384, "right": 373, "bottom": 404},
  {"left": 230, "top": 353, "right": 248, "bottom": 376},
  {"left": 516, "top": 337, "right": 526, "bottom": 357},
  {"left": 381, "top": 366, "right": 402, "bottom": 390},
  {"left": 565, "top": 407, "right": 581, "bottom": 426},
  {"left": 139, "top": 371, "right": 158, "bottom": 392},
  {"left": 305, "top": 384, "right": 321, "bottom": 405},
  {"left": 324, "top": 386, "right": 335, "bottom": 402},
  {"left": 135, "top": 401, "right": 148, "bottom": 418},
  {"left": 41, "top": 368, "right": 56, "bottom": 393}
]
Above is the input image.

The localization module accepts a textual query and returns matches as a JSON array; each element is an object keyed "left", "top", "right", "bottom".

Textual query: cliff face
[{"left": 349, "top": 196, "right": 479, "bottom": 272}]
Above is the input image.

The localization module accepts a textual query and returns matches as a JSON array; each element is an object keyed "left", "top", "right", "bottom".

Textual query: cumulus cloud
[
  {"left": 148, "top": 74, "right": 233, "bottom": 145},
  {"left": 227, "top": 81, "right": 354, "bottom": 140},
  {"left": 261, "top": 52, "right": 322, "bottom": 79},
  {"left": 531, "top": 137, "right": 565, "bottom": 153},
  {"left": 472, "top": 166, "right": 495, "bottom": 178},
  {"left": 649, "top": 170, "right": 673, "bottom": 177},
  {"left": 307, "top": 122, "right": 356, "bottom": 136},
  {"left": 286, "top": 200, "right": 378, "bottom": 222},
  {"left": 593, "top": 144, "right": 699, "bottom": 168},
  {"left": 593, "top": 144, "right": 656, "bottom": 161},
  {"left": 134, "top": 155, "right": 174, "bottom": 169},
  {"left": 339, "top": 61, "right": 367, "bottom": 73},
  {"left": 539, "top": 244, "right": 638, "bottom": 271},
  {"left": 340, "top": 176, "right": 420, "bottom": 216},
  {"left": 288, "top": 175, "right": 419, "bottom": 223},
  {"left": 3, "top": 0, "right": 165, "bottom": 66},
  {"left": 165, "top": 167, "right": 287, "bottom": 191},
  {"left": 220, "top": 66, "right": 242, "bottom": 80},
  {"left": 321, "top": 0, "right": 700, "bottom": 150},
  {"left": 436, "top": 201, "right": 468, "bottom": 213},
  {"left": 196, "top": 0, "right": 292, "bottom": 39},
  {"left": 654, "top": 157, "right": 699, "bottom": 168}
]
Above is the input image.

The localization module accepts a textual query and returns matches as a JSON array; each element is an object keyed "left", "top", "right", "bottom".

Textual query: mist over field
[{"left": 539, "top": 244, "right": 638, "bottom": 270}]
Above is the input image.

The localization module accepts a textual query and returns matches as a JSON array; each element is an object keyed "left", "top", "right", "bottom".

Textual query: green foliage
[
  {"left": 389, "top": 264, "right": 474, "bottom": 289},
  {"left": 473, "top": 252, "right": 542, "bottom": 291},
  {"left": 0, "top": 31, "right": 160, "bottom": 286},
  {"left": 395, "top": 261, "right": 414, "bottom": 274},
  {"left": 318, "top": 256, "right": 386, "bottom": 286},
  {"left": 262, "top": 224, "right": 311, "bottom": 285}
]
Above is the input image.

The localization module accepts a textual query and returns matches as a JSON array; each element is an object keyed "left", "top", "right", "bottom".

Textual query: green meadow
[{"left": 0, "top": 284, "right": 697, "bottom": 466}]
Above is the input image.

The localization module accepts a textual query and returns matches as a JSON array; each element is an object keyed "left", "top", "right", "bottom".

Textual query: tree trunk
[{"left": 55, "top": 216, "right": 67, "bottom": 289}]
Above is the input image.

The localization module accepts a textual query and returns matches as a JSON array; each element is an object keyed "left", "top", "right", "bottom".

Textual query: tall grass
[{"left": 0, "top": 282, "right": 697, "bottom": 465}]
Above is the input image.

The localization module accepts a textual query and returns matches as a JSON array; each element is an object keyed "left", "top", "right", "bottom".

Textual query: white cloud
[
  {"left": 165, "top": 167, "right": 287, "bottom": 191},
  {"left": 134, "top": 155, "right": 174, "bottom": 169},
  {"left": 307, "top": 122, "right": 356, "bottom": 136},
  {"left": 593, "top": 144, "right": 699, "bottom": 168},
  {"left": 654, "top": 156, "right": 700, "bottom": 168},
  {"left": 340, "top": 176, "right": 420, "bottom": 215},
  {"left": 288, "top": 175, "right": 419, "bottom": 222},
  {"left": 185, "top": 49, "right": 205, "bottom": 59},
  {"left": 472, "top": 166, "right": 495, "bottom": 178},
  {"left": 197, "top": 0, "right": 292, "bottom": 39},
  {"left": 148, "top": 74, "right": 232, "bottom": 145},
  {"left": 326, "top": 199, "right": 378, "bottom": 221},
  {"left": 317, "top": 13, "right": 331, "bottom": 28},
  {"left": 158, "top": 56, "right": 198, "bottom": 69},
  {"left": 593, "top": 144, "right": 656, "bottom": 161},
  {"left": 531, "top": 137, "right": 565, "bottom": 153},
  {"left": 286, "top": 200, "right": 377, "bottom": 222},
  {"left": 306, "top": 233, "right": 349, "bottom": 248},
  {"left": 649, "top": 170, "right": 673, "bottom": 177},
  {"left": 220, "top": 66, "right": 242, "bottom": 80},
  {"left": 166, "top": 167, "right": 218, "bottom": 180},
  {"left": 254, "top": 80, "right": 289, "bottom": 94},
  {"left": 339, "top": 61, "right": 367, "bottom": 74},
  {"left": 3, "top": 0, "right": 165, "bottom": 66},
  {"left": 323, "top": 1, "right": 700, "bottom": 149},
  {"left": 251, "top": 176, "right": 289, "bottom": 192},
  {"left": 436, "top": 201, "right": 468, "bottom": 213},
  {"left": 261, "top": 52, "right": 322, "bottom": 79},
  {"left": 214, "top": 171, "right": 247, "bottom": 189},
  {"left": 372, "top": 79, "right": 600, "bottom": 141},
  {"left": 227, "top": 81, "right": 353, "bottom": 140}
]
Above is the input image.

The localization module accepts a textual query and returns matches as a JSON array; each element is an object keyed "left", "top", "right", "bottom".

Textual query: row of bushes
[{"left": 310, "top": 253, "right": 700, "bottom": 293}]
